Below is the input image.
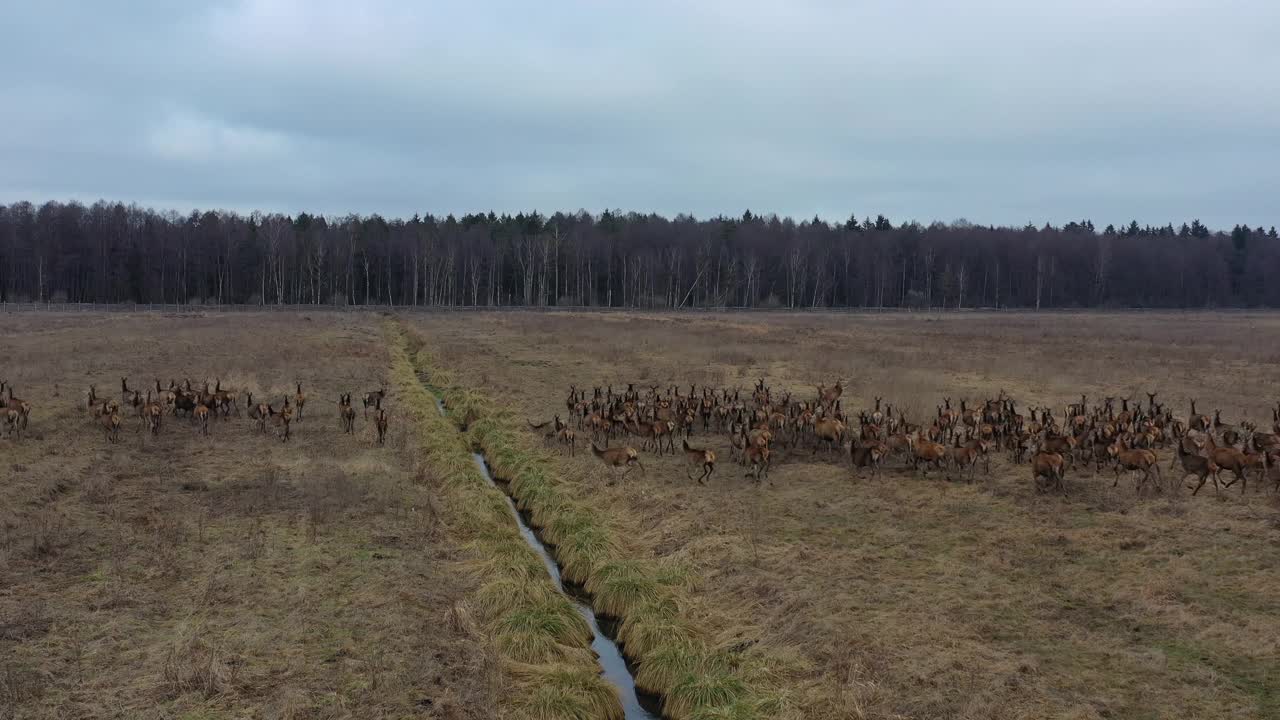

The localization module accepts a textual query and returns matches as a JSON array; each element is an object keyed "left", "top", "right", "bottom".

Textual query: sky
[{"left": 1, "top": 1, "right": 1278, "bottom": 228}]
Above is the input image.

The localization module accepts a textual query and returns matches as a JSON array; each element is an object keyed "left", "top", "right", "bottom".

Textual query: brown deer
[
  {"left": 590, "top": 442, "right": 643, "bottom": 483},
  {"left": 1176, "top": 435, "right": 1220, "bottom": 495},
  {"left": 144, "top": 394, "right": 164, "bottom": 436},
  {"left": 682, "top": 438, "right": 715, "bottom": 484},
  {"left": 557, "top": 426, "right": 577, "bottom": 456},
  {"left": 851, "top": 440, "right": 888, "bottom": 479},
  {"left": 339, "top": 393, "right": 357, "bottom": 434},
  {"left": 1108, "top": 439, "right": 1161, "bottom": 493},
  {"left": 269, "top": 398, "right": 293, "bottom": 442},
  {"left": 910, "top": 436, "right": 948, "bottom": 477},
  {"left": 4, "top": 407, "right": 22, "bottom": 438},
  {"left": 193, "top": 403, "right": 211, "bottom": 436},
  {"left": 375, "top": 408, "right": 388, "bottom": 445},
  {"left": 98, "top": 403, "right": 122, "bottom": 443},
  {"left": 295, "top": 382, "right": 307, "bottom": 421},
  {"left": 2, "top": 383, "right": 31, "bottom": 431},
  {"left": 1032, "top": 447, "right": 1067, "bottom": 494},
  {"left": 743, "top": 444, "right": 771, "bottom": 483},
  {"left": 812, "top": 417, "right": 845, "bottom": 455},
  {"left": 1203, "top": 434, "right": 1253, "bottom": 493},
  {"left": 363, "top": 387, "right": 386, "bottom": 419}
]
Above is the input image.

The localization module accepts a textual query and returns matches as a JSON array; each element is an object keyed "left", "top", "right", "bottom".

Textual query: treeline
[{"left": 1, "top": 200, "right": 1278, "bottom": 309}]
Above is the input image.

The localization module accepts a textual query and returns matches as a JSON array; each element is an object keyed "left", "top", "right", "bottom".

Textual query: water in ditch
[{"left": 434, "top": 396, "right": 660, "bottom": 719}]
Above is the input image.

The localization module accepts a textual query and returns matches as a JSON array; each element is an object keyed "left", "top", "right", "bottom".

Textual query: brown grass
[
  {"left": 410, "top": 310, "right": 1280, "bottom": 720},
  {"left": 0, "top": 312, "right": 495, "bottom": 719}
]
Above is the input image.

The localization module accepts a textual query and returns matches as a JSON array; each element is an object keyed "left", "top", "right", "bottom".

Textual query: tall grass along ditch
[
  {"left": 388, "top": 325, "right": 622, "bottom": 720},
  {"left": 392, "top": 319, "right": 786, "bottom": 720}
]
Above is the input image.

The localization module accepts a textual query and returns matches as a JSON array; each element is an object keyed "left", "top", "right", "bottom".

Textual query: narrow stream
[{"left": 433, "top": 397, "right": 660, "bottom": 719}]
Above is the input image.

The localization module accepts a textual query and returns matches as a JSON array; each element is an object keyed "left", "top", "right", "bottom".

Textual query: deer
[
  {"left": 851, "top": 440, "right": 888, "bottom": 479},
  {"left": 269, "top": 398, "right": 293, "bottom": 442},
  {"left": 557, "top": 426, "right": 577, "bottom": 456},
  {"left": 1200, "top": 434, "right": 1253, "bottom": 493},
  {"left": 98, "top": 403, "right": 122, "bottom": 443},
  {"left": 294, "top": 382, "right": 307, "bottom": 421},
  {"left": 1107, "top": 438, "right": 1161, "bottom": 493},
  {"left": 363, "top": 387, "right": 386, "bottom": 419},
  {"left": 2, "top": 383, "right": 31, "bottom": 431},
  {"left": 4, "top": 407, "right": 21, "bottom": 438},
  {"left": 1174, "top": 434, "right": 1220, "bottom": 495},
  {"left": 590, "top": 442, "right": 643, "bottom": 483},
  {"left": 910, "top": 435, "right": 948, "bottom": 477},
  {"left": 743, "top": 443, "right": 771, "bottom": 483},
  {"left": 339, "top": 393, "right": 357, "bottom": 434},
  {"left": 1031, "top": 446, "right": 1067, "bottom": 494},
  {"left": 192, "top": 402, "right": 211, "bottom": 436},
  {"left": 682, "top": 438, "right": 715, "bottom": 484},
  {"left": 143, "top": 393, "right": 164, "bottom": 436},
  {"left": 375, "top": 408, "right": 388, "bottom": 446},
  {"left": 812, "top": 417, "right": 845, "bottom": 455}
]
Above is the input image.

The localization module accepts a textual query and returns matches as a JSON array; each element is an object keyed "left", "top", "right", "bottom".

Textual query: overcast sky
[{"left": 2, "top": 1, "right": 1277, "bottom": 228}]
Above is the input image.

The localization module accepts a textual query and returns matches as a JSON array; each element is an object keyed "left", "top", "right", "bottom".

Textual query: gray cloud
[{"left": 2, "top": 0, "right": 1278, "bottom": 227}]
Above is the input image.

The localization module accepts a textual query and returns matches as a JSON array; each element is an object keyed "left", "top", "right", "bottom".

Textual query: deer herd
[
  {"left": 541, "top": 382, "right": 1280, "bottom": 497},
  {"left": 0, "top": 377, "right": 391, "bottom": 447}
]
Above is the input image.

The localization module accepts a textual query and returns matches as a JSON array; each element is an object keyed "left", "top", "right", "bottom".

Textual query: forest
[{"left": 1, "top": 200, "right": 1277, "bottom": 309}]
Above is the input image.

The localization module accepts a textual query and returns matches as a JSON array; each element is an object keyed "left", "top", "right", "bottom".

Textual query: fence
[{"left": 0, "top": 302, "right": 1260, "bottom": 315}]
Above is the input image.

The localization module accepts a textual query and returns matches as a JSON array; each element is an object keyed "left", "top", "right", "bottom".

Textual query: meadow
[
  {"left": 410, "top": 310, "right": 1280, "bottom": 720},
  {"left": 3, "top": 309, "right": 1278, "bottom": 720}
]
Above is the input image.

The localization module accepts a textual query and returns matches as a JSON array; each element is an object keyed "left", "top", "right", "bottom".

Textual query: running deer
[
  {"left": 1031, "top": 446, "right": 1067, "bottom": 494},
  {"left": 743, "top": 443, "right": 771, "bottom": 482},
  {"left": 193, "top": 402, "right": 211, "bottom": 436},
  {"left": 269, "top": 398, "right": 293, "bottom": 442},
  {"left": 1175, "top": 435, "right": 1220, "bottom": 495},
  {"left": 590, "top": 442, "right": 644, "bottom": 483},
  {"left": 682, "top": 438, "right": 715, "bottom": 484},
  {"left": 295, "top": 382, "right": 307, "bottom": 421},
  {"left": 339, "top": 393, "right": 356, "bottom": 434},
  {"left": 851, "top": 440, "right": 888, "bottom": 479},
  {"left": 363, "top": 387, "right": 386, "bottom": 419},
  {"left": 98, "top": 403, "right": 122, "bottom": 443},
  {"left": 1108, "top": 438, "right": 1161, "bottom": 493},
  {"left": 375, "top": 408, "right": 388, "bottom": 446}
]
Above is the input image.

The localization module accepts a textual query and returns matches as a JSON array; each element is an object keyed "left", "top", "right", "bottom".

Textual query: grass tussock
[{"left": 399, "top": 319, "right": 784, "bottom": 720}]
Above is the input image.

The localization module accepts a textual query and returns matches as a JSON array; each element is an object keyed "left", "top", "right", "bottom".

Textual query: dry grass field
[
  {"left": 0, "top": 312, "right": 495, "bottom": 719},
  {"left": 410, "top": 311, "right": 1280, "bottom": 720}
]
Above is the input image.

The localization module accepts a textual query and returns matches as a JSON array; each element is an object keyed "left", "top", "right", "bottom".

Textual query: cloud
[
  {"left": 147, "top": 110, "right": 292, "bottom": 163},
  {"left": 0, "top": 1, "right": 1277, "bottom": 226}
]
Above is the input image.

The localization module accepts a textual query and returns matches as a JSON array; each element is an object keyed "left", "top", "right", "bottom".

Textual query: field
[
  {"left": 0, "top": 313, "right": 496, "bottom": 719},
  {"left": 409, "top": 311, "right": 1280, "bottom": 720},
  {"left": 3, "top": 310, "right": 1279, "bottom": 720}
]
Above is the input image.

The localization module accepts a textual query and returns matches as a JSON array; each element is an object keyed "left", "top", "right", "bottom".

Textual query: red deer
[
  {"left": 363, "top": 387, "right": 386, "bottom": 419},
  {"left": 910, "top": 436, "right": 948, "bottom": 477},
  {"left": 269, "top": 399, "right": 293, "bottom": 442},
  {"left": 682, "top": 439, "right": 715, "bottom": 484},
  {"left": 851, "top": 440, "right": 888, "bottom": 479},
  {"left": 557, "top": 426, "right": 577, "bottom": 456},
  {"left": 339, "top": 393, "right": 357, "bottom": 434},
  {"left": 295, "top": 382, "right": 307, "bottom": 421},
  {"left": 98, "top": 403, "right": 121, "bottom": 443},
  {"left": 1032, "top": 448, "right": 1067, "bottom": 494},
  {"left": 192, "top": 403, "right": 211, "bottom": 436},
  {"left": 743, "top": 444, "right": 771, "bottom": 483},
  {"left": 1108, "top": 439, "right": 1161, "bottom": 493},
  {"left": 1175, "top": 435, "right": 1220, "bottom": 495},
  {"left": 1203, "top": 435, "right": 1253, "bottom": 493},
  {"left": 590, "top": 442, "right": 643, "bottom": 482},
  {"left": 375, "top": 408, "right": 388, "bottom": 445},
  {"left": 812, "top": 417, "right": 845, "bottom": 455}
]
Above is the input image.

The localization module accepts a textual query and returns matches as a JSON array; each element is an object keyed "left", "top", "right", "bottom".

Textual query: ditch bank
[
  {"left": 387, "top": 325, "right": 622, "bottom": 720},
  {"left": 394, "top": 319, "right": 785, "bottom": 720}
]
